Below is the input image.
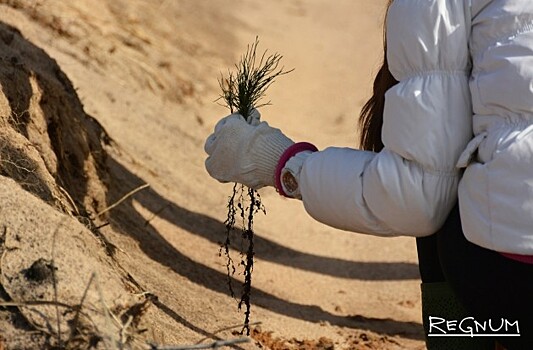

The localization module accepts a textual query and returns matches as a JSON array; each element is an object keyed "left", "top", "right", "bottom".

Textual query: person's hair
[{"left": 359, "top": 0, "right": 398, "bottom": 152}]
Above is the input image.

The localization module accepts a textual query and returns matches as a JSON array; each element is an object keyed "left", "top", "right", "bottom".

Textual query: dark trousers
[{"left": 417, "top": 205, "right": 533, "bottom": 349}]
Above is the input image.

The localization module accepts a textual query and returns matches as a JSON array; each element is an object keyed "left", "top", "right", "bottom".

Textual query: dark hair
[{"left": 359, "top": 1, "right": 398, "bottom": 152}]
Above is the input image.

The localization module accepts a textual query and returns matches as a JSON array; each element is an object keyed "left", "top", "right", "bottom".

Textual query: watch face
[{"left": 282, "top": 171, "right": 298, "bottom": 193}]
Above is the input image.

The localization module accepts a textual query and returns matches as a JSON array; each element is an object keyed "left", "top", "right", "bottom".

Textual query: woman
[{"left": 204, "top": 1, "right": 533, "bottom": 348}]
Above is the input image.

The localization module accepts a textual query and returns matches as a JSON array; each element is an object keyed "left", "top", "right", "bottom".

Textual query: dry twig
[
  {"left": 148, "top": 337, "right": 250, "bottom": 350},
  {"left": 96, "top": 183, "right": 150, "bottom": 217},
  {"left": 196, "top": 321, "right": 261, "bottom": 344},
  {"left": 67, "top": 272, "right": 96, "bottom": 345}
]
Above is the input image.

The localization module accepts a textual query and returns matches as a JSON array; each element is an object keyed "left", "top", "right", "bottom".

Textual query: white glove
[{"left": 204, "top": 111, "right": 294, "bottom": 189}]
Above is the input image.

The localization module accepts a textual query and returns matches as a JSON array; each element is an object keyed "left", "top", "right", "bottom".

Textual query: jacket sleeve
[{"left": 298, "top": 0, "right": 473, "bottom": 237}]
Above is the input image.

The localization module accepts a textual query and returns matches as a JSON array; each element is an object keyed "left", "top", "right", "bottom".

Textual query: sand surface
[{"left": 0, "top": 1, "right": 425, "bottom": 349}]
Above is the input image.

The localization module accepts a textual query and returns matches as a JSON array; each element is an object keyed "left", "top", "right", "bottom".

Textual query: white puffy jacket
[{"left": 297, "top": 0, "right": 533, "bottom": 254}]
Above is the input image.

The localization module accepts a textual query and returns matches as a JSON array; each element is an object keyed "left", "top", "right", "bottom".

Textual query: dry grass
[{"left": 0, "top": 274, "right": 152, "bottom": 349}]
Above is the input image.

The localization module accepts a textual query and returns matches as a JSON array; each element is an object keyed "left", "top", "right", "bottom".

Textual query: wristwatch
[
  {"left": 279, "top": 150, "right": 314, "bottom": 199},
  {"left": 281, "top": 170, "right": 299, "bottom": 194}
]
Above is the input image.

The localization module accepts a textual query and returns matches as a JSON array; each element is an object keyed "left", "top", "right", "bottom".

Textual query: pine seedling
[{"left": 217, "top": 37, "right": 292, "bottom": 335}]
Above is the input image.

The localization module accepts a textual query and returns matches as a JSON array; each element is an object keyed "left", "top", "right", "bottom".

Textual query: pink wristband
[{"left": 275, "top": 142, "right": 318, "bottom": 197}]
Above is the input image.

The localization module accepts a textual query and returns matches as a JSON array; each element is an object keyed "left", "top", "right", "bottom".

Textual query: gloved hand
[{"left": 204, "top": 110, "right": 294, "bottom": 189}]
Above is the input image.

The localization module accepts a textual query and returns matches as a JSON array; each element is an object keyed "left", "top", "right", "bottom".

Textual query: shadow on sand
[{"left": 105, "top": 157, "right": 424, "bottom": 341}]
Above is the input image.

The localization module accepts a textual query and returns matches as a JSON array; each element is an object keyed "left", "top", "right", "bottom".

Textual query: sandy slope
[{"left": 0, "top": 1, "right": 425, "bottom": 349}]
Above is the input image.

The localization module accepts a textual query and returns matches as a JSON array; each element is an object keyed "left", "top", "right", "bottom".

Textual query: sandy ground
[{"left": 0, "top": 1, "right": 426, "bottom": 349}]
